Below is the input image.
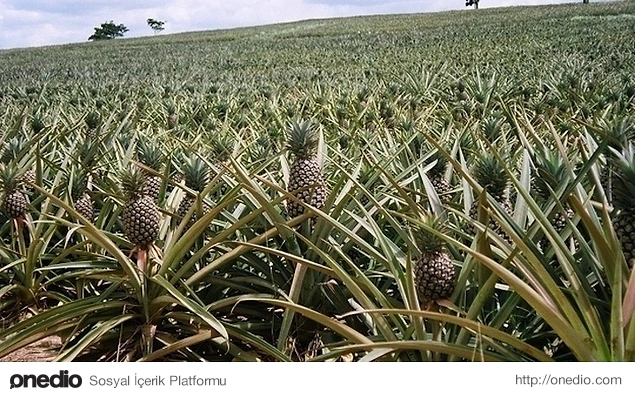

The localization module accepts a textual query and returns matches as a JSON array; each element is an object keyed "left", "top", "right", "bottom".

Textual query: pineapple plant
[
  {"left": 137, "top": 141, "right": 164, "bottom": 202},
  {"left": 285, "top": 120, "right": 327, "bottom": 219},
  {"left": 468, "top": 152, "right": 513, "bottom": 242},
  {"left": 0, "top": 164, "right": 27, "bottom": 219},
  {"left": 121, "top": 165, "right": 160, "bottom": 250},
  {"left": 413, "top": 214, "right": 456, "bottom": 302},
  {"left": 610, "top": 143, "right": 635, "bottom": 267},
  {"left": 177, "top": 155, "right": 211, "bottom": 225}
]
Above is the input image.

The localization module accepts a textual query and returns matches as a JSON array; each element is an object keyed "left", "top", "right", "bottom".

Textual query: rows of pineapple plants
[{"left": 0, "top": 1, "right": 634, "bottom": 361}]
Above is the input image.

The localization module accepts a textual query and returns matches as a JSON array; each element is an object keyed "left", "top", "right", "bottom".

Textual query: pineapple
[
  {"left": 70, "top": 172, "right": 94, "bottom": 221},
  {"left": 532, "top": 149, "right": 575, "bottom": 253},
  {"left": 210, "top": 135, "right": 234, "bottom": 192},
  {"left": 21, "top": 168, "right": 36, "bottom": 196},
  {"left": 468, "top": 153, "right": 513, "bottom": 242},
  {"left": 177, "top": 155, "right": 210, "bottom": 225},
  {"left": 166, "top": 104, "right": 178, "bottom": 129},
  {"left": 413, "top": 214, "right": 456, "bottom": 301},
  {"left": 426, "top": 151, "right": 450, "bottom": 200},
  {"left": 0, "top": 164, "right": 27, "bottom": 219},
  {"left": 85, "top": 110, "right": 100, "bottom": 138},
  {"left": 121, "top": 166, "right": 159, "bottom": 248},
  {"left": 137, "top": 141, "right": 164, "bottom": 202},
  {"left": 610, "top": 143, "right": 635, "bottom": 266},
  {"left": 600, "top": 116, "right": 634, "bottom": 200},
  {"left": 286, "top": 120, "right": 327, "bottom": 219}
]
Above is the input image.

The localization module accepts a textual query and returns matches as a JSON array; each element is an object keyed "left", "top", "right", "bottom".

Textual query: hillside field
[{"left": 0, "top": 1, "right": 635, "bottom": 362}]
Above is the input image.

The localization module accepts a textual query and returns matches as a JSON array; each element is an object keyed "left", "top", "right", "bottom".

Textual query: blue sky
[{"left": 0, "top": 0, "right": 612, "bottom": 50}]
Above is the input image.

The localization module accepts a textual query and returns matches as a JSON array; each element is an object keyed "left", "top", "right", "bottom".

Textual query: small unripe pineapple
[{"left": 0, "top": 164, "right": 27, "bottom": 219}]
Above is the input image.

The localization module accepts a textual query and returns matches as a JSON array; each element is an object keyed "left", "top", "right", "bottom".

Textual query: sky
[{"left": 0, "top": 0, "right": 613, "bottom": 50}]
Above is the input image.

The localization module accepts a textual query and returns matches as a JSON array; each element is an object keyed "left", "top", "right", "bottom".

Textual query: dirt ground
[{"left": 0, "top": 336, "right": 62, "bottom": 362}]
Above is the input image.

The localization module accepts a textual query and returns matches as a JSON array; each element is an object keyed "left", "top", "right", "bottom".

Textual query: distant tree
[
  {"left": 466, "top": 0, "right": 479, "bottom": 9},
  {"left": 147, "top": 18, "right": 166, "bottom": 34},
  {"left": 88, "top": 21, "right": 129, "bottom": 41},
  {"left": 583, "top": 0, "right": 589, "bottom": 3}
]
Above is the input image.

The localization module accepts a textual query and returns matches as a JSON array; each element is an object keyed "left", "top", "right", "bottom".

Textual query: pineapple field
[{"left": 0, "top": 1, "right": 635, "bottom": 362}]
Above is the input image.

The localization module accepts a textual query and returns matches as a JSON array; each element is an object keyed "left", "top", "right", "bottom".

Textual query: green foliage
[
  {"left": 88, "top": 21, "right": 129, "bottom": 41},
  {"left": 147, "top": 18, "right": 166, "bottom": 34}
]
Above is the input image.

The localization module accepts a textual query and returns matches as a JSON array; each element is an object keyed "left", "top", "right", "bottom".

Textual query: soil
[{"left": 0, "top": 335, "right": 62, "bottom": 362}]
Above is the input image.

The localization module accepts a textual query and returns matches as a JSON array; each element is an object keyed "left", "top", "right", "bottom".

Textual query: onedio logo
[{"left": 9, "top": 370, "right": 82, "bottom": 389}]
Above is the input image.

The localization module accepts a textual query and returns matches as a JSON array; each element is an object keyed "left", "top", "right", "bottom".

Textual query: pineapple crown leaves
[
  {"left": 75, "top": 140, "right": 103, "bottom": 171},
  {"left": 164, "top": 101, "right": 177, "bottom": 115},
  {"left": 119, "top": 165, "right": 146, "bottom": 201},
  {"left": 532, "top": 148, "right": 568, "bottom": 200},
  {"left": 85, "top": 110, "right": 101, "bottom": 130},
  {"left": 211, "top": 136, "right": 235, "bottom": 163},
  {"left": 1, "top": 137, "right": 28, "bottom": 164},
  {"left": 286, "top": 120, "right": 319, "bottom": 159},
  {"left": 481, "top": 115, "right": 508, "bottom": 144},
  {"left": 136, "top": 141, "right": 164, "bottom": 171},
  {"left": 412, "top": 213, "right": 448, "bottom": 253},
  {"left": 602, "top": 116, "right": 635, "bottom": 155},
  {"left": 181, "top": 155, "right": 209, "bottom": 192},
  {"left": 30, "top": 114, "right": 46, "bottom": 134},
  {"left": 472, "top": 152, "right": 510, "bottom": 198},
  {"left": 426, "top": 150, "right": 448, "bottom": 177},
  {"left": 0, "top": 163, "right": 23, "bottom": 192},
  {"left": 65, "top": 169, "right": 89, "bottom": 200},
  {"left": 610, "top": 143, "right": 635, "bottom": 212}
]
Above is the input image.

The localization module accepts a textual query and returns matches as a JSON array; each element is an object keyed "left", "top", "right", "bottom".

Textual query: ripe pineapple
[
  {"left": 0, "top": 164, "right": 27, "bottom": 219},
  {"left": 121, "top": 166, "right": 159, "bottom": 248},
  {"left": 413, "top": 215, "right": 456, "bottom": 301},
  {"left": 137, "top": 141, "right": 164, "bottom": 202},
  {"left": 177, "top": 155, "right": 211, "bottom": 225},
  {"left": 286, "top": 120, "right": 327, "bottom": 219},
  {"left": 468, "top": 153, "right": 513, "bottom": 242},
  {"left": 610, "top": 144, "right": 635, "bottom": 266}
]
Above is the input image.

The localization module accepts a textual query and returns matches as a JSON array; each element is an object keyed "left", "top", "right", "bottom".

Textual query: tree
[
  {"left": 88, "top": 21, "right": 129, "bottom": 41},
  {"left": 147, "top": 18, "right": 166, "bottom": 34},
  {"left": 466, "top": 0, "right": 479, "bottom": 9}
]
